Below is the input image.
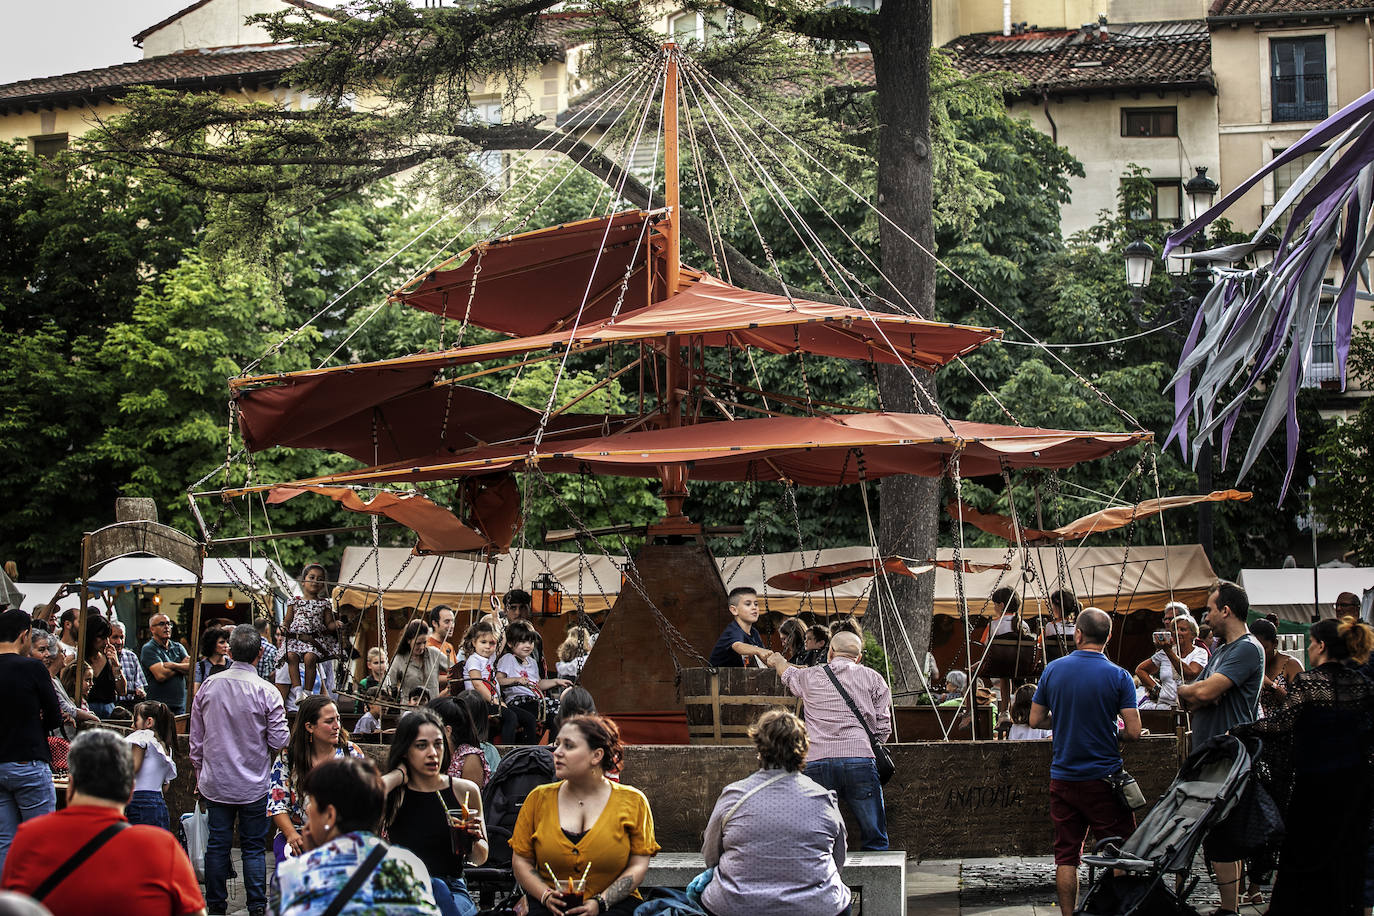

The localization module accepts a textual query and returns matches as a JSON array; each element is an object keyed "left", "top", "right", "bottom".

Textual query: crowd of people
[{"left": 0, "top": 570, "right": 1370, "bottom": 916}]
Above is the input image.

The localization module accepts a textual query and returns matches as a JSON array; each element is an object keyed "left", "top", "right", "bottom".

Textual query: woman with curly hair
[
  {"left": 512, "top": 715, "right": 658, "bottom": 915},
  {"left": 1234, "top": 614, "right": 1374, "bottom": 915},
  {"left": 700, "top": 709, "right": 850, "bottom": 916}
]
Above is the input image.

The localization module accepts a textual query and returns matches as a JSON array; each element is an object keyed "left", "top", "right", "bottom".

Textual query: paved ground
[{"left": 221, "top": 850, "right": 1271, "bottom": 914}]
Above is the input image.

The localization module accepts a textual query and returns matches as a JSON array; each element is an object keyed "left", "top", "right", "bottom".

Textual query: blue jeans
[
  {"left": 205, "top": 794, "right": 269, "bottom": 913},
  {"left": 89, "top": 701, "right": 116, "bottom": 718},
  {"left": 806, "top": 757, "right": 889, "bottom": 850},
  {"left": 0, "top": 760, "right": 57, "bottom": 875},
  {"left": 431, "top": 874, "right": 478, "bottom": 916}
]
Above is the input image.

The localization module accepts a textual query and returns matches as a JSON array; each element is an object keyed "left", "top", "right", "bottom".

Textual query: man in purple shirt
[
  {"left": 767, "top": 630, "right": 892, "bottom": 849},
  {"left": 190, "top": 624, "right": 288, "bottom": 916}
]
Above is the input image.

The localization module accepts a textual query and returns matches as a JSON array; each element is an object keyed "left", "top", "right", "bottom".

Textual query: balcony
[{"left": 1272, "top": 74, "right": 1327, "bottom": 122}]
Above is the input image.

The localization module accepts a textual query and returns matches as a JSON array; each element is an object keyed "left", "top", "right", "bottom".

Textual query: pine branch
[{"left": 714, "top": 0, "right": 875, "bottom": 45}]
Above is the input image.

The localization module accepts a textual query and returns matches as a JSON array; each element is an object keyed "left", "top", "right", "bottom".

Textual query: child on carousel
[
  {"left": 497, "top": 620, "right": 571, "bottom": 743},
  {"left": 281, "top": 563, "right": 342, "bottom": 698}
]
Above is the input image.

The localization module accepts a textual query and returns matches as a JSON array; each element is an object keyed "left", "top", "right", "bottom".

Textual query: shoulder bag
[{"left": 822, "top": 666, "right": 895, "bottom": 784}]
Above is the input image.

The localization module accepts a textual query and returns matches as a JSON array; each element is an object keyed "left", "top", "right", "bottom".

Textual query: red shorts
[{"left": 1050, "top": 778, "right": 1137, "bottom": 866}]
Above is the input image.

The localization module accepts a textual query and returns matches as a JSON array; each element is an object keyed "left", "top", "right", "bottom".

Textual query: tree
[
  {"left": 1314, "top": 322, "right": 1374, "bottom": 564},
  {"left": 79, "top": 0, "right": 1098, "bottom": 686}
]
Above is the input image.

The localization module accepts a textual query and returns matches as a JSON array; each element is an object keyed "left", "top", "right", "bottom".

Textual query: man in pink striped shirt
[{"left": 766, "top": 631, "right": 892, "bottom": 849}]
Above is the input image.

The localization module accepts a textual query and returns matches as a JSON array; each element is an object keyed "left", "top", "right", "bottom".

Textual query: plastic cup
[
  {"left": 446, "top": 808, "right": 473, "bottom": 856},
  {"left": 560, "top": 891, "right": 584, "bottom": 907}
]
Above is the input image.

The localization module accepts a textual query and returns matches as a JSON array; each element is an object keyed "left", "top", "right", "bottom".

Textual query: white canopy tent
[
  {"left": 335, "top": 543, "right": 1218, "bottom": 618},
  {"left": 1237, "top": 567, "right": 1374, "bottom": 623}
]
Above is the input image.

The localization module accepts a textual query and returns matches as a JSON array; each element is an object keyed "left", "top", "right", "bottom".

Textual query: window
[
  {"left": 1121, "top": 107, "right": 1177, "bottom": 138},
  {"left": 29, "top": 133, "right": 68, "bottom": 158},
  {"left": 670, "top": 11, "right": 723, "bottom": 43},
  {"left": 1127, "top": 179, "right": 1182, "bottom": 222},
  {"left": 1273, "top": 146, "right": 1327, "bottom": 203},
  {"left": 1302, "top": 302, "right": 1339, "bottom": 387},
  {"left": 668, "top": 8, "right": 755, "bottom": 43},
  {"left": 1271, "top": 37, "right": 1327, "bottom": 122},
  {"left": 464, "top": 101, "right": 503, "bottom": 187}
]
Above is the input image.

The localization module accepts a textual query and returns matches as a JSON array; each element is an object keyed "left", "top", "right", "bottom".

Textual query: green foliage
[
  {"left": 947, "top": 163, "right": 1320, "bottom": 578},
  {"left": 1314, "top": 322, "right": 1374, "bottom": 563}
]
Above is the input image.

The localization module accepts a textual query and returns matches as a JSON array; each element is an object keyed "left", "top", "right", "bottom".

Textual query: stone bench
[{"left": 642, "top": 850, "right": 907, "bottom": 916}]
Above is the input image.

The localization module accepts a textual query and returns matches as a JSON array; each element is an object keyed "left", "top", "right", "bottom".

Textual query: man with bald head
[
  {"left": 1030, "top": 607, "right": 1141, "bottom": 916},
  {"left": 766, "top": 629, "right": 892, "bottom": 849}
]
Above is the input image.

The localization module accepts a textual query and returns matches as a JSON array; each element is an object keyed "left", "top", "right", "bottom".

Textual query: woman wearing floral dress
[{"left": 269, "top": 695, "right": 365, "bottom": 861}]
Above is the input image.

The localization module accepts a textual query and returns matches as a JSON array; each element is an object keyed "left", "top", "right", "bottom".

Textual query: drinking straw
[
  {"left": 545, "top": 863, "right": 560, "bottom": 887},
  {"left": 577, "top": 861, "right": 592, "bottom": 891}
]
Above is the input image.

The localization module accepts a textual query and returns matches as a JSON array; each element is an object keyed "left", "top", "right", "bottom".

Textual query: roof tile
[
  {"left": 943, "top": 20, "right": 1214, "bottom": 95},
  {"left": 0, "top": 45, "right": 315, "bottom": 108},
  {"left": 1208, "top": 0, "right": 1374, "bottom": 17}
]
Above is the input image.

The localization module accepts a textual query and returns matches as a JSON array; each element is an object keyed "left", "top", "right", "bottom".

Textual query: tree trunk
[{"left": 872, "top": 0, "right": 938, "bottom": 697}]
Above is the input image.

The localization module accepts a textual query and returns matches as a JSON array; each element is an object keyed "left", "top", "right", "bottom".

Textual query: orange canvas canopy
[
  {"left": 267, "top": 477, "right": 522, "bottom": 554},
  {"left": 235, "top": 380, "right": 620, "bottom": 463},
  {"left": 764, "top": 556, "right": 1010, "bottom": 592},
  {"left": 392, "top": 209, "right": 692, "bottom": 336},
  {"left": 948, "top": 489, "right": 1253, "bottom": 542},
  {"left": 235, "top": 413, "right": 1150, "bottom": 492}
]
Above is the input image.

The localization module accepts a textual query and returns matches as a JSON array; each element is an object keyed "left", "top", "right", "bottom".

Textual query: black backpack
[{"left": 481, "top": 745, "right": 555, "bottom": 867}]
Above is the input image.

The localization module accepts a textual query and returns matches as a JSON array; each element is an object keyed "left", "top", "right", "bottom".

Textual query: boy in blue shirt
[{"left": 708, "top": 587, "right": 769, "bottom": 668}]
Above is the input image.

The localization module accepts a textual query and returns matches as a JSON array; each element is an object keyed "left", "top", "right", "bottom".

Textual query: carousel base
[{"left": 162, "top": 735, "right": 1180, "bottom": 857}]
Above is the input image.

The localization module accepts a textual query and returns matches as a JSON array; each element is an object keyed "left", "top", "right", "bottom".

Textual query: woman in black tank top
[{"left": 382, "top": 710, "right": 488, "bottom": 916}]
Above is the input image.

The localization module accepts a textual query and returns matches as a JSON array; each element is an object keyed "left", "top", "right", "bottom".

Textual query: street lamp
[
  {"left": 1184, "top": 166, "right": 1219, "bottom": 222},
  {"left": 1165, "top": 237, "right": 1193, "bottom": 278},
  {"left": 1124, "top": 238, "right": 1156, "bottom": 291},
  {"left": 1251, "top": 231, "right": 1280, "bottom": 270}
]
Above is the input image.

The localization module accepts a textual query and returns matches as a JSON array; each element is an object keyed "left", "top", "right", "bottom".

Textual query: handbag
[
  {"left": 180, "top": 801, "right": 209, "bottom": 882},
  {"left": 822, "top": 666, "right": 895, "bottom": 785},
  {"left": 1206, "top": 773, "right": 1284, "bottom": 861},
  {"left": 1102, "top": 769, "right": 1147, "bottom": 812}
]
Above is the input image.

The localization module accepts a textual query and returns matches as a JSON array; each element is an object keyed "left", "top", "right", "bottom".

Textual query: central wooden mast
[{"left": 658, "top": 42, "right": 691, "bottom": 531}]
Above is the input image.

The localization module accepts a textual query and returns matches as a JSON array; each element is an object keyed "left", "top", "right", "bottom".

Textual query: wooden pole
[
  {"left": 660, "top": 42, "right": 689, "bottom": 523},
  {"left": 75, "top": 534, "right": 91, "bottom": 707},
  {"left": 187, "top": 547, "right": 206, "bottom": 707},
  {"left": 664, "top": 43, "right": 680, "bottom": 297}
]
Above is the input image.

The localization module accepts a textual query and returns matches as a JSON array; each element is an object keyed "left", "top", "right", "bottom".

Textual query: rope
[{"left": 687, "top": 61, "right": 1146, "bottom": 433}]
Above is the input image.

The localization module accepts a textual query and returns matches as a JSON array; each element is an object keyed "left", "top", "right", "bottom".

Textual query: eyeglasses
[{"left": 151, "top": 620, "right": 171, "bottom": 628}]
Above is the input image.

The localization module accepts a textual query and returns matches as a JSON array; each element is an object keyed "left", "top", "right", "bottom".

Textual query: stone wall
[{"left": 165, "top": 736, "right": 1181, "bottom": 859}]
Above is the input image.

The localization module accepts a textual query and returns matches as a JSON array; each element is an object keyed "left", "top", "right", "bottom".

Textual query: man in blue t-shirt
[
  {"left": 1177, "top": 579, "right": 1263, "bottom": 916},
  {"left": 708, "top": 587, "right": 769, "bottom": 668},
  {"left": 1031, "top": 606, "right": 1141, "bottom": 916}
]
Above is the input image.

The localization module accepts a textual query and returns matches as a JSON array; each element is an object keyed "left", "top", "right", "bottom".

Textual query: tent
[
  {"left": 0, "top": 568, "right": 23, "bottom": 608},
  {"left": 335, "top": 543, "right": 1218, "bottom": 618},
  {"left": 1237, "top": 567, "right": 1374, "bottom": 623},
  {"left": 83, "top": 555, "right": 297, "bottom": 595}
]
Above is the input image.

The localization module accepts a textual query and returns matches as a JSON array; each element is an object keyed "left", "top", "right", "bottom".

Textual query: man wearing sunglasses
[{"left": 141, "top": 615, "right": 191, "bottom": 715}]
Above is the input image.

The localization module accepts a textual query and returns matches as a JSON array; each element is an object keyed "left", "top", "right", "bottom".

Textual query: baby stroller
[{"left": 1075, "top": 734, "right": 1256, "bottom": 916}]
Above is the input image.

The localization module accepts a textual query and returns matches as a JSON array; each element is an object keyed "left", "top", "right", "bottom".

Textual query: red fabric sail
[
  {"left": 392, "top": 209, "right": 691, "bottom": 335},
  {"left": 946, "top": 489, "right": 1254, "bottom": 542},
  {"left": 765, "top": 556, "right": 1011, "bottom": 591},
  {"left": 244, "top": 413, "right": 1150, "bottom": 491},
  {"left": 236, "top": 380, "right": 619, "bottom": 463},
  {"left": 413, "top": 273, "right": 998, "bottom": 370}
]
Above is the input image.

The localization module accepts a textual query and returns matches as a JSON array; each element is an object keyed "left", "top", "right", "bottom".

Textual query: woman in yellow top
[{"left": 511, "top": 714, "right": 659, "bottom": 916}]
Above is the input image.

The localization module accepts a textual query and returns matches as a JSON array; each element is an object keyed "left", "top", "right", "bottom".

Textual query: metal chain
[
  {"left": 792, "top": 327, "right": 815, "bottom": 414},
  {"left": 1112, "top": 457, "right": 1148, "bottom": 615},
  {"left": 537, "top": 468, "right": 706, "bottom": 671}
]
